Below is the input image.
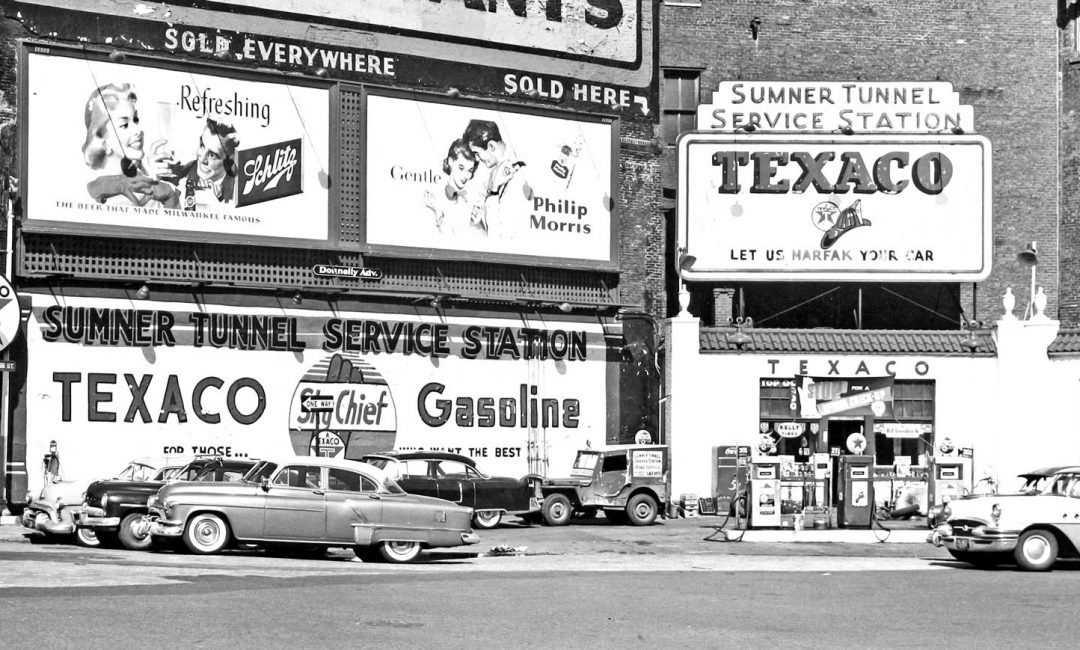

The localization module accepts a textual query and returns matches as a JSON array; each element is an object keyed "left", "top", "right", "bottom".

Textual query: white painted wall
[{"left": 664, "top": 310, "right": 1080, "bottom": 501}]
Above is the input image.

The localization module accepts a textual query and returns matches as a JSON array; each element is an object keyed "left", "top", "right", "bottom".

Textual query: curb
[{"left": 720, "top": 527, "right": 929, "bottom": 544}]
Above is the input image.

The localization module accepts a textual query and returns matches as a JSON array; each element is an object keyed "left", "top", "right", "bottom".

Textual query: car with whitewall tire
[
  {"left": 145, "top": 457, "right": 479, "bottom": 562},
  {"left": 929, "top": 466, "right": 1080, "bottom": 571}
]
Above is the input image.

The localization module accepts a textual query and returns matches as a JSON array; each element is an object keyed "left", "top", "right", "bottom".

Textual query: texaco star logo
[{"left": 811, "top": 201, "right": 840, "bottom": 231}]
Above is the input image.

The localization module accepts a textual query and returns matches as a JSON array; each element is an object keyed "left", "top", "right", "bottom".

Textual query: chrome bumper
[
  {"left": 928, "top": 523, "right": 1018, "bottom": 553},
  {"left": 74, "top": 507, "right": 119, "bottom": 528},
  {"left": 145, "top": 515, "right": 184, "bottom": 538},
  {"left": 21, "top": 511, "right": 75, "bottom": 535}
]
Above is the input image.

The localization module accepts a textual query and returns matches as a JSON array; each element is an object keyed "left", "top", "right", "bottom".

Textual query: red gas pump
[{"left": 837, "top": 455, "right": 874, "bottom": 528}]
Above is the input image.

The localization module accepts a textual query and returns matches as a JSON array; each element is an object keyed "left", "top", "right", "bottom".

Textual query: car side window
[
  {"left": 273, "top": 465, "right": 323, "bottom": 489},
  {"left": 1066, "top": 476, "right": 1080, "bottom": 498},
  {"left": 328, "top": 469, "right": 363, "bottom": 492},
  {"left": 401, "top": 460, "right": 429, "bottom": 479},
  {"left": 438, "top": 460, "right": 470, "bottom": 478},
  {"left": 601, "top": 455, "right": 628, "bottom": 473}
]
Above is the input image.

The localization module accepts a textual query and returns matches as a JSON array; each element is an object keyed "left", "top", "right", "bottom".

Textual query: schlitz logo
[
  {"left": 236, "top": 138, "right": 303, "bottom": 207},
  {"left": 811, "top": 199, "right": 871, "bottom": 249}
]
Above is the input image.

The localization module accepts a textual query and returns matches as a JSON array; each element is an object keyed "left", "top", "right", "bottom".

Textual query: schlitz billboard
[{"left": 20, "top": 48, "right": 331, "bottom": 246}]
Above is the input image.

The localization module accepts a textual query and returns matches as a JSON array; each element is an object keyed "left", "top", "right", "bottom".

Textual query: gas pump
[
  {"left": 748, "top": 457, "right": 781, "bottom": 528},
  {"left": 811, "top": 452, "right": 830, "bottom": 508},
  {"left": 837, "top": 455, "right": 874, "bottom": 528},
  {"left": 712, "top": 445, "right": 750, "bottom": 517},
  {"left": 928, "top": 457, "right": 966, "bottom": 510}
]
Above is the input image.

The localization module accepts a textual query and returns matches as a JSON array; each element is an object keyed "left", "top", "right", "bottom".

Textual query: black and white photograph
[{"left": 1, "top": 1, "right": 1079, "bottom": 648}]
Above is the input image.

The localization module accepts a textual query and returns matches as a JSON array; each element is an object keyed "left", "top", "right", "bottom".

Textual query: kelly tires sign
[{"left": 677, "top": 133, "right": 992, "bottom": 282}]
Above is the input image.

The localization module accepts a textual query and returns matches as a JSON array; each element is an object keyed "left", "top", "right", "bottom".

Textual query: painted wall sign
[
  {"left": 678, "top": 133, "right": 992, "bottom": 281},
  {"left": 23, "top": 295, "right": 613, "bottom": 496},
  {"left": 168, "top": 0, "right": 642, "bottom": 67},
  {"left": 697, "top": 81, "right": 975, "bottom": 133},
  {"left": 364, "top": 90, "right": 617, "bottom": 268},
  {"left": 21, "top": 49, "right": 330, "bottom": 245},
  {"left": 6, "top": 2, "right": 656, "bottom": 110}
]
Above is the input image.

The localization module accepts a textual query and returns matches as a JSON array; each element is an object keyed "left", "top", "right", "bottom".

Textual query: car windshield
[
  {"left": 361, "top": 457, "right": 390, "bottom": 470},
  {"left": 574, "top": 452, "right": 600, "bottom": 470},
  {"left": 153, "top": 466, "right": 184, "bottom": 481},
  {"left": 243, "top": 461, "right": 278, "bottom": 483},
  {"left": 382, "top": 476, "right": 406, "bottom": 494},
  {"left": 117, "top": 462, "right": 157, "bottom": 481}
]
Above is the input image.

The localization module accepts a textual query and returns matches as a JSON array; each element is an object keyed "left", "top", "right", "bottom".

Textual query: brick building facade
[{"left": 660, "top": 0, "right": 1062, "bottom": 327}]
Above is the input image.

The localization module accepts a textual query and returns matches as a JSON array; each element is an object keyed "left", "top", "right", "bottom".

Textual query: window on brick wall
[{"left": 662, "top": 68, "right": 700, "bottom": 146}]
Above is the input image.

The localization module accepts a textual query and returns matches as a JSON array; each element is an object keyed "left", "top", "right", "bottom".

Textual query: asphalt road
[{"left": 1, "top": 517, "right": 1076, "bottom": 648}]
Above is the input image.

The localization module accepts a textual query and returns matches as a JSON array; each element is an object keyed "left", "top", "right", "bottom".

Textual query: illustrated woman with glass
[
  {"left": 423, "top": 138, "right": 488, "bottom": 237},
  {"left": 82, "top": 82, "right": 179, "bottom": 208}
]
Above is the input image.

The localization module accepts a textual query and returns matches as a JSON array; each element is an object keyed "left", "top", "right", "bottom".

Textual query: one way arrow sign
[{"left": 301, "top": 394, "right": 334, "bottom": 413}]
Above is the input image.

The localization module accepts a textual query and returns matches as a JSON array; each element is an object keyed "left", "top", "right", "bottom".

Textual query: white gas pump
[{"left": 748, "top": 457, "right": 781, "bottom": 528}]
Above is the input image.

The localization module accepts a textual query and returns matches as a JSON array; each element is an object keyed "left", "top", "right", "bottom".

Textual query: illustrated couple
[
  {"left": 424, "top": 119, "right": 532, "bottom": 238},
  {"left": 81, "top": 82, "right": 240, "bottom": 211}
]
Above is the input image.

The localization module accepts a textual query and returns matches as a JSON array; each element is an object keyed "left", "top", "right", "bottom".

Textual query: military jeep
[{"left": 539, "top": 445, "right": 669, "bottom": 526}]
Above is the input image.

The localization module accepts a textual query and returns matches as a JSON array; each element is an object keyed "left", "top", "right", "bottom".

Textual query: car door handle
[
  {"left": 367, "top": 494, "right": 381, "bottom": 500},
  {"left": 313, "top": 490, "right": 324, "bottom": 495}
]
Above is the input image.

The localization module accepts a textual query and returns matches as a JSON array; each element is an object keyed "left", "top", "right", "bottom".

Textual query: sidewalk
[{"left": 0, "top": 510, "right": 936, "bottom": 548}]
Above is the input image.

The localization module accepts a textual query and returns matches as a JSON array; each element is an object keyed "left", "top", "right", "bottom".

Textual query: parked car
[
  {"left": 926, "top": 465, "right": 1075, "bottom": 527},
  {"left": 145, "top": 456, "right": 479, "bottom": 562},
  {"left": 359, "top": 451, "right": 542, "bottom": 529},
  {"left": 75, "top": 457, "right": 257, "bottom": 551},
  {"left": 928, "top": 466, "right": 1080, "bottom": 571},
  {"left": 20, "top": 458, "right": 173, "bottom": 547},
  {"left": 539, "top": 445, "right": 670, "bottom": 526}
]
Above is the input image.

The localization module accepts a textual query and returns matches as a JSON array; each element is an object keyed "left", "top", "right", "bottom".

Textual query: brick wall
[{"left": 661, "top": 0, "right": 1062, "bottom": 324}]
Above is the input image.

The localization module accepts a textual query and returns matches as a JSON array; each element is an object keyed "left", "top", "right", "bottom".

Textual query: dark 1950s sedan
[
  {"left": 360, "top": 451, "right": 542, "bottom": 529},
  {"left": 75, "top": 457, "right": 257, "bottom": 551},
  {"left": 145, "top": 456, "right": 479, "bottom": 562}
]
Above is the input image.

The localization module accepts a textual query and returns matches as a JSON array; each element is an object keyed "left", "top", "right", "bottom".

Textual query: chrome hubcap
[{"left": 1025, "top": 537, "right": 1050, "bottom": 562}]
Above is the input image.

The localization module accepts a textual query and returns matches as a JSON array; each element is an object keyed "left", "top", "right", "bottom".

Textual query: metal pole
[{"left": 1, "top": 197, "right": 14, "bottom": 513}]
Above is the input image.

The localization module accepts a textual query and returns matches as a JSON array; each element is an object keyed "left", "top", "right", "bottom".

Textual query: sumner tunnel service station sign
[{"left": 677, "top": 133, "right": 992, "bottom": 282}]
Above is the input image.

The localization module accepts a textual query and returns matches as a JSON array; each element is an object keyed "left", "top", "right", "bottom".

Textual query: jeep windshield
[{"left": 572, "top": 451, "right": 600, "bottom": 477}]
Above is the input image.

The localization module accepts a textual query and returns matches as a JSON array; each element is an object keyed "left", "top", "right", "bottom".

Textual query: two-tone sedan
[
  {"left": 145, "top": 456, "right": 479, "bottom": 562},
  {"left": 360, "top": 451, "right": 542, "bottom": 529},
  {"left": 929, "top": 466, "right": 1080, "bottom": 571}
]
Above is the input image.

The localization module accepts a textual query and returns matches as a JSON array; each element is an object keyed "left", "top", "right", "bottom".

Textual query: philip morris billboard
[
  {"left": 676, "top": 133, "right": 992, "bottom": 282},
  {"left": 363, "top": 89, "right": 618, "bottom": 269}
]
